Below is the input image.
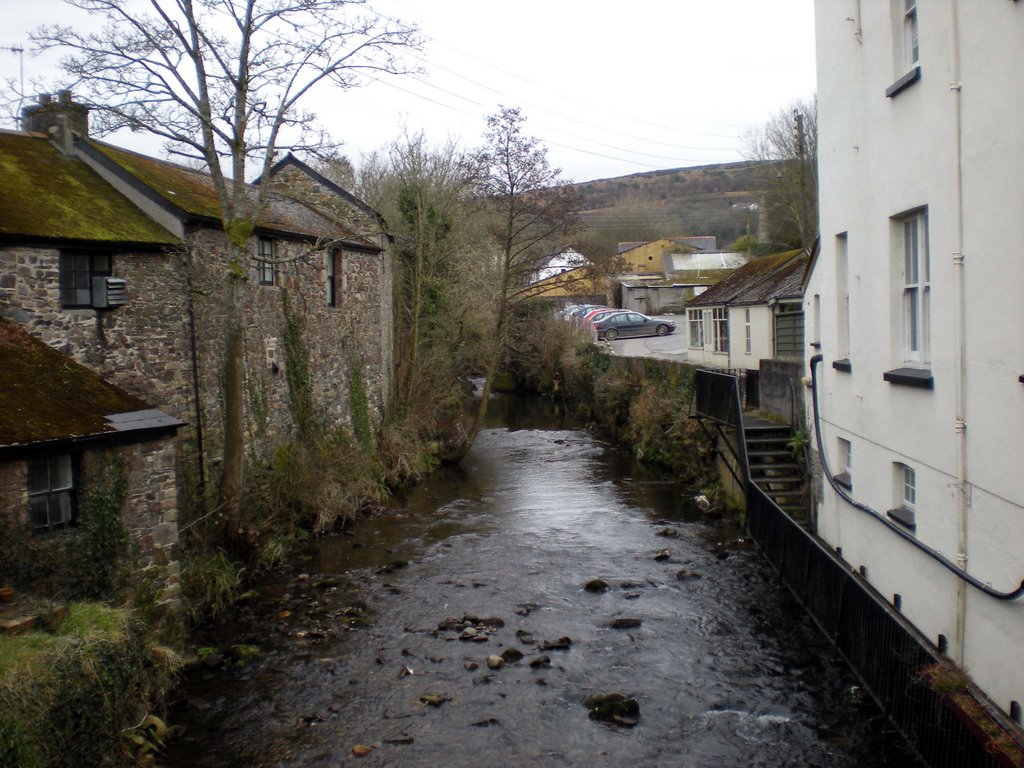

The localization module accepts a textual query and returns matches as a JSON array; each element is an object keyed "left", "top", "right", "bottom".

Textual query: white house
[
  {"left": 685, "top": 248, "right": 810, "bottom": 371},
  {"left": 531, "top": 247, "right": 589, "bottom": 283},
  {"left": 807, "top": 1, "right": 1024, "bottom": 721}
]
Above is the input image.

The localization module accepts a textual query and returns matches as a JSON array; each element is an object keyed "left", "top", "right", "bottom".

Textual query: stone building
[
  {"left": 0, "top": 319, "right": 182, "bottom": 600},
  {"left": 0, "top": 94, "right": 394, "bottom": 600}
]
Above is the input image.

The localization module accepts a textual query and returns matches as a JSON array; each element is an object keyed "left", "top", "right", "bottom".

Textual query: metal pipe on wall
[{"left": 947, "top": 0, "right": 969, "bottom": 668}]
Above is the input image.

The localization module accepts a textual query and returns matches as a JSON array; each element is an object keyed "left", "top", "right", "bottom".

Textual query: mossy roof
[
  {"left": 0, "top": 319, "right": 169, "bottom": 449},
  {"left": 91, "top": 140, "right": 368, "bottom": 244},
  {"left": 0, "top": 131, "right": 179, "bottom": 245},
  {"left": 687, "top": 249, "right": 807, "bottom": 308}
]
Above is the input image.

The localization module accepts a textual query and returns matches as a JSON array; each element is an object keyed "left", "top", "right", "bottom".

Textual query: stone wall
[
  {"left": 1, "top": 223, "right": 392, "bottom": 454},
  {"left": 1, "top": 246, "right": 194, "bottom": 423},
  {"left": 0, "top": 437, "right": 180, "bottom": 605},
  {"left": 1, "top": 219, "right": 393, "bottom": 603},
  {"left": 266, "top": 163, "right": 394, "bottom": 412}
]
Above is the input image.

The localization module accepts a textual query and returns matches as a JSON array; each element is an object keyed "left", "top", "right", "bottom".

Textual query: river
[{"left": 159, "top": 394, "right": 920, "bottom": 768}]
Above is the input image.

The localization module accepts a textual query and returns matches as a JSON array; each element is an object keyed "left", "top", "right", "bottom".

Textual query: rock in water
[
  {"left": 610, "top": 617, "right": 642, "bottom": 629},
  {"left": 585, "top": 693, "right": 640, "bottom": 727},
  {"left": 584, "top": 578, "right": 610, "bottom": 593}
]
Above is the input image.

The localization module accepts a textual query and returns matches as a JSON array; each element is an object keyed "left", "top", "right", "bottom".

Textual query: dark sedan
[{"left": 594, "top": 312, "right": 675, "bottom": 340}]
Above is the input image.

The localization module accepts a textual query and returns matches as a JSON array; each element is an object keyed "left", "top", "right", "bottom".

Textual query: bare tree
[
  {"left": 32, "top": 0, "right": 419, "bottom": 546},
  {"left": 743, "top": 97, "right": 818, "bottom": 249},
  {"left": 455, "top": 106, "right": 582, "bottom": 459}
]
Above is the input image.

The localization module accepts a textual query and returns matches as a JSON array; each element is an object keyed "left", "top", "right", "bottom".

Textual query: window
[
  {"left": 902, "top": 465, "right": 916, "bottom": 508},
  {"left": 28, "top": 455, "right": 75, "bottom": 531},
  {"left": 59, "top": 253, "right": 111, "bottom": 308},
  {"left": 887, "top": 462, "right": 917, "bottom": 529},
  {"left": 899, "top": 211, "right": 930, "bottom": 364},
  {"left": 688, "top": 309, "right": 704, "bottom": 349},
  {"left": 744, "top": 308, "right": 752, "bottom": 354},
  {"left": 257, "top": 238, "right": 276, "bottom": 286},
  {"left": 774, "top": 303, "right": 805, "bottom": 359},
  {"left": 902, "top": 0, "right": 919, "bottom": 70},
  {"left": 326, "top": 251, "right": 337, "bottom": 307},
  {"left": 712, "top": 307, "right": 729, "bottom": 354},
  {"left": 836, "top": 233, "right": 850, "bottom": 358},
  {"left": 835, "top": 438, "right": 853, "bottom": 488}
]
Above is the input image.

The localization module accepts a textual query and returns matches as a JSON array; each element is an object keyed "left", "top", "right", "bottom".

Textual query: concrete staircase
[{"left": 743, "top": 420, "right": 809, "bottom": 524}]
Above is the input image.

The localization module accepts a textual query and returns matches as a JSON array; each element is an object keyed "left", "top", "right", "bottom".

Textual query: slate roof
[
  {"left": 0, "top": 319, "right": 182, "bottom": 451},
  {"left": 85, "top": 139, "right": 369, "bottom": 244},
  {"left": 686, "top": 249, "right": 809, "bottom": 308},
  {"left": 0, "top": 130, "right": 179, "bottom": 246}
]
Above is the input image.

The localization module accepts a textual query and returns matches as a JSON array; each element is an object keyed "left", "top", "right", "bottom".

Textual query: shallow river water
[{"left": 159, "top": 396, "right": 920, "bottom": 768}]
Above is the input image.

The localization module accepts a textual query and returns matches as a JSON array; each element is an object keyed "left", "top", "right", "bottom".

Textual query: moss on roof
[
  {"left": 91, "top": 140, "right": 225, "bottom": 220},
  {"left": 0, "top": 319, "right": 151, "bottom": 448},
  {"left": 0, "top": 131, "right": 179, "bottom": 245},
  {"left": 92, "top": 140, "right": 364, "bottom": 243},
  {"left": 687, "top": 249, "right": 805, "bottom": 307}
]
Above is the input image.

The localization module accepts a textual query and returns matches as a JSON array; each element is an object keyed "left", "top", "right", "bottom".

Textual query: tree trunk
[{"left": 218, "top": 257, "right": 248, "bottom": 549}]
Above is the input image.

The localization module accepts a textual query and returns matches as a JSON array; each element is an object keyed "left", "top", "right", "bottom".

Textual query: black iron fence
[
  {"left": 747, "top": 471, "right": 1010, "bottom": 768},
  {"left": 693, "top": 366, "right": 1017, "bottom": 767}
]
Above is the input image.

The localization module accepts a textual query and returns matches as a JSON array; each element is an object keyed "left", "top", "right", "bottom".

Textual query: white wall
[{"left": 809, "top": 0, "right": 1024, "bottom": 716}]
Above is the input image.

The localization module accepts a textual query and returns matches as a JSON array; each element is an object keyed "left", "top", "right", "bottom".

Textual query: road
[{"left": 601, "top": 314, "right": 690, "bottom": 363}]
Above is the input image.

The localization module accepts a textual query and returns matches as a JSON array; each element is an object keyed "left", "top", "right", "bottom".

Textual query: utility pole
[{"left": 794, "top": 109, "right": 810, "bottom": 249}]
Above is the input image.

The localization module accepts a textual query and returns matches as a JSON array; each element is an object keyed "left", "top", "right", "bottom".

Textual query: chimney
[{"left": 21, "top": 91, "right": 89, "bottom": 151}]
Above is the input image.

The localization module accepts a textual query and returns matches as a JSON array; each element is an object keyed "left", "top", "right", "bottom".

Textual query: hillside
[{"left": 571, "top": 160, "right": 769, "bottom": 255}]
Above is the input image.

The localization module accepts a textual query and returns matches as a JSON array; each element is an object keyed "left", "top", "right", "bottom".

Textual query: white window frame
[
  {"left": 898, "top": 211, "right": 930, "bottom": 364},
  {"left": 898, "top": 464, "right": 916, "bottom": 509},
  {"left": 744, "top": 308, "right": 752, "bottom": 354},
  {"left": 836, "top": 438, "right": 853, "bottom": 487},
  {"left": 712, "top": 307, "right": 729, "bottom": 354},
  {"left": 903, "top": 0, "right": 919, "bottom": 70},
  {"left": 687, "top": 309, "right": 704, "bottom": 349}
]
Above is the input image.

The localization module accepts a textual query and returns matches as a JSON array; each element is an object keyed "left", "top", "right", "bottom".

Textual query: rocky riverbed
[{"left": 159, "top": 404, "right": 920, "bottom": 768}]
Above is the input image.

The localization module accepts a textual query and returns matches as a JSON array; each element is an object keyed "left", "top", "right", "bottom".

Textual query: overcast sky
[{"left": 1, "top": 0, "right": 816, "bottom": 183}]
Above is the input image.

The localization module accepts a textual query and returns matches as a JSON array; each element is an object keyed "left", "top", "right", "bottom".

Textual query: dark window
[
  {"left": 59, "top": 253, "right": 111, "bottom": 308},
  {"left": 327, "top": 251, "right": 337, "bottom": 307},
  {"left": 28, "top": 455, "right": 76, "bottom": 531},
  {"left": 257, "top": 238, "right": 276, "bottom": 285}
]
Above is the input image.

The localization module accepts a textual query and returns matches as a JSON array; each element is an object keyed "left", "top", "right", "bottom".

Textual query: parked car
[
  {"left": 594, "top": 312, "right": 676, "bottom": 340},
  {"left": 585, "top": 308, "right": 624, "bottom": 325}
]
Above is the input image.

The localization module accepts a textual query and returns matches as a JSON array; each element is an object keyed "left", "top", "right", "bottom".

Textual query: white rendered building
[{"left": 807, "top": 1, "right": 1024, "bottom": 719}]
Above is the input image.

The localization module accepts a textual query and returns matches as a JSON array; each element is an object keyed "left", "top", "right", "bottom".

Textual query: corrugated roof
[
  {"left": 0, "top": 319, "right": 181, "bottom": 449},
  {"left": 686, "top": 249, "right": 808, "bottom": 308},
  {"left": 0, "top": 131, "right": 179, "bottom": 245}
]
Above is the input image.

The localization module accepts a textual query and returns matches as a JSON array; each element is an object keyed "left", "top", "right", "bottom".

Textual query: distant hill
[{"left": 571, "top": 161, "right": 768, "bottom": 256}]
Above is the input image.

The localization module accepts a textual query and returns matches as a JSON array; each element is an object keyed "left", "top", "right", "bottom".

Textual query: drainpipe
[{"left": 948, "top": 0, "right": 968, "bottom": 666}]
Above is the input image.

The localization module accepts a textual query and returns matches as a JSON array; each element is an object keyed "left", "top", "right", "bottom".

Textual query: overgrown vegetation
[
  {"left": 0, "top": 603, "right": 181, "bottom": 768},
  {"left": 508, "top": 307, "right": 714, "bottom": 487}
]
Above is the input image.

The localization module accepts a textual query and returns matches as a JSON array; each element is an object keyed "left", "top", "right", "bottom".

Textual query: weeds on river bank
[
  {"left": 0, "top": 603, "right": 181, "bottom": 768},
  {"left": 506, "top": 306, "right": 715, "bottom": 488}
]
